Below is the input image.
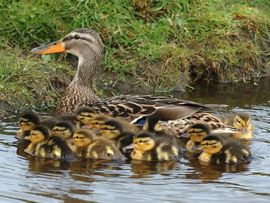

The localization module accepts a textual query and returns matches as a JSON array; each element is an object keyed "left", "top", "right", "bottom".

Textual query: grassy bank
[{"left": 0, "top": 0, "right": 270, "bottom": 115}]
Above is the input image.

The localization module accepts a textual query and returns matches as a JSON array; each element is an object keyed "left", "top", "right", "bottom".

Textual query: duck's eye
[
  {"left": 139, "top": 140, "right": 143, "bottom": 143},
  {"left": 74, "top": 35, "right": 80, "bottom": 40}
]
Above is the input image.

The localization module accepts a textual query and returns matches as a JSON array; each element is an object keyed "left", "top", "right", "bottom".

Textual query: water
[{"left": 0, "top": 77, "right": 270, "bottom": 203}]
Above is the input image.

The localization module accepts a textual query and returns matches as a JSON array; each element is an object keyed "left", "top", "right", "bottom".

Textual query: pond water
[{"left": 0, "top": 77, "right": 269, "bottom": 203}]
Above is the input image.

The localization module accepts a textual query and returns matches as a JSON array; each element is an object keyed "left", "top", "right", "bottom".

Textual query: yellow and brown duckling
[
  {"left": 218, "top": 112, "right": 253, "bottom": 140},
  {"left": 57, "top": 113, "right": 81, "bottom": 128},
  {"left": 198, "top": 135, "right": 251, "bottom": 165},
  {"left": 72, "top": 128, "right": 125, "bottom": 160},
  {"left": 130, "top": 132, "right": 179, "bottom": 161},
  {"left": 51, "top": 120, "right": 77, "bottom": 152},
  {"left": 17, "top": 112, "right": 40, "bottom": 140},
  {"left": 185, "top": 123, "right": 211, "bottom": 154},
  {"left": 24, "top": 125, "right": 74, "bottom": 160}
]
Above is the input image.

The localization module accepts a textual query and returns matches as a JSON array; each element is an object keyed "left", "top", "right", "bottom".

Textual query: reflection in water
[
  {"left": 0, "top": 77, "right": 270, "bottom": 202},
  {"left": 130, "top": 160, "right": 177, "bottom": 178}
]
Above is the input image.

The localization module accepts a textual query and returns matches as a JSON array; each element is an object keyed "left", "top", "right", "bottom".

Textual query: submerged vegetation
[{"left": 0, "top": 0, "right": 269, "bottom": 114}]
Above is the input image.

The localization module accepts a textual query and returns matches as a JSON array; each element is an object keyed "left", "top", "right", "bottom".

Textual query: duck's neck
[{"left": 56, "top": 49, "right": 103, "bottom": 114}]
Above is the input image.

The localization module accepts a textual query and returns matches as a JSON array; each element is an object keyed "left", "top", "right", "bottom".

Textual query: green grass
[
  {"left": 0, "top": 0, "right": 269, "bottom": 114},
  {"left": 0, "top": 46, "right": 74, "bottom": 113}
]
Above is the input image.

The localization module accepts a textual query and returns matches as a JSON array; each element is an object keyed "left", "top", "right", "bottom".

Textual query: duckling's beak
[
  {"left": 24, "top": 135, "right": 31, "bottom": 140},
  {"left": 31, "top": 41, "right": 65, "bottom": 54},
  {"left": 122, "top": 143, "right": 134, "bottom": 152}
]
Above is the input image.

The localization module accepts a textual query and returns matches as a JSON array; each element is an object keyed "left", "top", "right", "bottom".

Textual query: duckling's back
[
  {"left": 86, "top": 138, "right": 125, "bottom": 160},
  {"left": 38, "top": 136, "right": 75, "bottom": 160},
  {"left": 214, "top": 140, "right": 251, "bottom": 164}
]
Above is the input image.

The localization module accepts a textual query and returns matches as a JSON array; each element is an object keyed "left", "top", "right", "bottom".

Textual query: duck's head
[
  {"left": 51, "top": 121, "right": 74, "bottom": 139},
  {"left": 233, "top": 113, "right": 253, "bottom": 140},
  {"left": 73, "top": 128, "right": 96, "bottom": 148},
  {"left": 18, "top": 112, "right": 40, "bottom": 132},
  {"left": 188, "top": 123, "right": 210, "bottom": 143},
  {"left": 133, "top": 132, "right": 155, "bottom": 152},
  {"left": 31, "top": 28, "right": 104, "bottom": 59},
  {"left": 24, "top": 126, "right": 49, "bottom": 144},
  {"left": 143, "top": 115, "right": 162, "bottom": 132},
  {"left": 200, "top": 135, "right": 224, "bottom": 155}
]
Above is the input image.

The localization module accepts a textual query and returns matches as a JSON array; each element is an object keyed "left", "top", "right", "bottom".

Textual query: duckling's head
[
  {"left": 73, "top": 128, "right": 96, "bottom": 148},
  {"left": 143, "top": 115, "right": 162, "bottom": 132},
  {"left": 31, "top": 28, "right": 104, "bottom": 59},
  {"left": 75, "top": 106, "right": 98, "bottom": 126},
  {"left": 233, "top": 113, "right": 253, "bottom": 139},
  {"left": 200, "top": 135, "right": 224, "bottom": 155},
  {"left": 25, "top": 126, "right": 49, "bottom": 144},
  {"left": 19, "top": 112, "right": 40, "bottom": 132},
  {"left": 133, "top": 132, "right": 155, "bottom": 152},
  {"left": 58, "top": 114, "right": 81, "bottom": 128},
  {"left": 52, "top": 121, "right": 74, "bottom": 139},
  {"left": 187, "top": 123, "right": 210, "bottom": 143},
  {"left": 100, "top": 119, "right": 123, "bottom": 140}
]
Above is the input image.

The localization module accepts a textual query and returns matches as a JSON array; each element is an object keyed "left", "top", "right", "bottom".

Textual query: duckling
[
  {"left": 24, "top": 126, "right": 74, "bottom": 160},
  {"left": 218, "top": 112, "right": 253, "bottom": 140},
  {"left": 24, "top": 125, "right": 49, "bottom": 156},
  {"left": 51, "top": 121, "right": 74, "bottom": 140},
  {"left": 73, "top": 128, "right": 125, "bottom": 160},
  {"left": 17, "top": 112, "right": 40, "bottom": 140},
  {"left": 185, "top": 123, "right": 210, "bottom": 154},
  {"left": 75, "top": 106, "right": 139, "bottom": 133},
  {"left": 51, "top": 121, "right": 76, "bottom": 152},
  {"left": 131, "top": 132, "right": 179, "bottom": 161},
  {"left": 57, "top": 113, "right": 81, "bottom": 128},
  {"left": 198, "top": 135, "right": 251, "bottom": 165}
]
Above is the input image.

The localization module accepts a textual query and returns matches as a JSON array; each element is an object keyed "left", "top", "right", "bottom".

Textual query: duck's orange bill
[{"left": 31, "top": 41, "right": 65, "bottom": 54}]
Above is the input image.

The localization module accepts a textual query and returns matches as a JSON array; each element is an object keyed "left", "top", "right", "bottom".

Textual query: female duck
[{"left": 31, "top": 28, "right": 213, "bottom": 121}]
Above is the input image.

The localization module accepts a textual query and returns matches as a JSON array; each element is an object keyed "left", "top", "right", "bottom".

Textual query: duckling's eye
[
  {"left": 139, "top": 140, "right": 143, "bottom": 143},
  {"left": 74, "top": 35, "right": 80, "bottom": 40}
]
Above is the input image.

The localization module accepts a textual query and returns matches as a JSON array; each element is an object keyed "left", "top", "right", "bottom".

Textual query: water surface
[{"left": 0, "top": 77, "right": 270, "bottom": 202}]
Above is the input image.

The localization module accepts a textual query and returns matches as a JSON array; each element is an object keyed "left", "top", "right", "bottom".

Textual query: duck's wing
[{"left": 85, "top": 94, "right": 214, "bottom": 121}]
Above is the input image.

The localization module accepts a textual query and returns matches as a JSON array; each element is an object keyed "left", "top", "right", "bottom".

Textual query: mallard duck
[
  {"left": 198, "top": 135, "right": 251, "bottom": 165},
  {"left": 17, "top": 112, "right": 40, "bottom": 140},
  {"left": 72, "top": 128, "right": 125, "bottom": 160},
  {"left": 31, "top": 28, "right": 215, "bottom": 121},
  {"left": 24, "top": 125, "right": 74, "bottom": 160},
  {"left": 217, "top": 112, "right": 253, "bottom": 140},
  {"left": 130, "top": 132, "right": 179, "bottom": 161}
]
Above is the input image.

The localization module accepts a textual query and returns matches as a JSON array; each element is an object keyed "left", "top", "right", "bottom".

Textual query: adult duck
[{"left": 31, "top": 28, "right": 213, "bottom": 120}]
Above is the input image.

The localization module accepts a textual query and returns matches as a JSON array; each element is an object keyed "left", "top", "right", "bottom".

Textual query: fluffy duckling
[
  {"left": 218, "top": 112, "right": 253, "bottom": 140},
  {"left": 24, "top": 126, "right": 49, "bottom": 156},
  {"left": 57, "top": 114, "right": 81, "bottom": 128},
  {"left": 51, "top": 121, "right": 74, "bottom": 140},
  {"left": 17, "top": 112, "right": 40, "bottom": 140},
  {"left": 73, "top": 128, "right": 125, "bottom": 160},
  {"left": 51, "top": 121, "right": 76, "bottom": 152},
  {"left": 198, "top": 135, "right": 251, "bottom": 165},
  {"left": 131, "top": 132, "right": 179, "bottom": 161},
  {"left": 24, "top": 126, "right": 74, "bottom": 160},
  {"left": 185, "top": 123, "right": 210, "bottom": 154}
]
